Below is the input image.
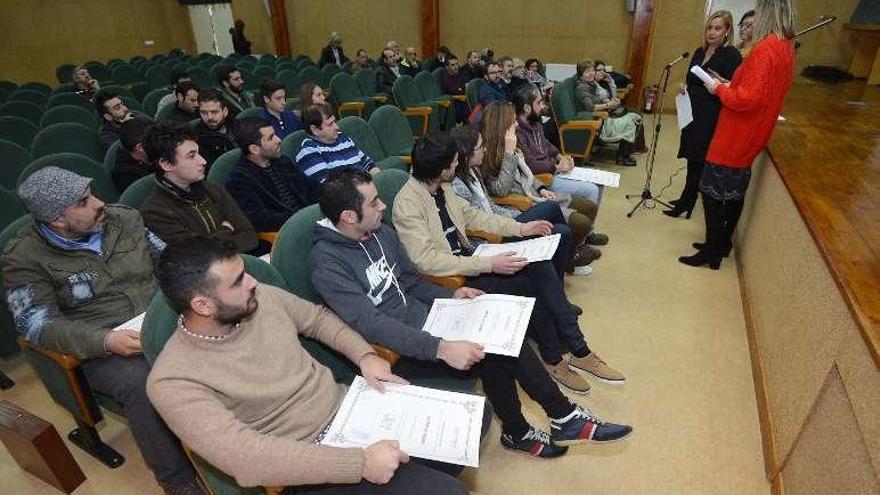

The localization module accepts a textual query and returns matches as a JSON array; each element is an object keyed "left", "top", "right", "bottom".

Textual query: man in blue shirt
[
  {"left": 258, "top": 79, "right": 301, "bottom": 140},
  {"left": 294, "top": 103, "right": 379, "bottom": 188},
  {"left": 479, "top": 61, "right": 507, "bottom": 106}
]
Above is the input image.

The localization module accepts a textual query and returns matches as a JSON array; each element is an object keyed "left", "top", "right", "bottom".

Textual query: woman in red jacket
[{"left": 679, "top": 0, "right": 796, "bottom": 269}]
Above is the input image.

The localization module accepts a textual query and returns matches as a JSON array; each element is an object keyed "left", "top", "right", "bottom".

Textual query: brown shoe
[
  {"left": 542, "top": 360, "right": 590, "bottom": 394},
  {"left": 568, "top": 353, "right": 626, "bottom": 383}
]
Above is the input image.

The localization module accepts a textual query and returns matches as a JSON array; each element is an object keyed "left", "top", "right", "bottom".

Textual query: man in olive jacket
[
  {"left": 1, "top": 167, "right": 202, "bottom": 495},
  {"left": 140, "top": 122, "right": 259, "bottom": 254}
]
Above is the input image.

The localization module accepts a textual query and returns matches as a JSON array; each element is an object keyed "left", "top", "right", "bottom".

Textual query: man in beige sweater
[{"left": 146, "top": 237, "right": 468, "bottom": 494}]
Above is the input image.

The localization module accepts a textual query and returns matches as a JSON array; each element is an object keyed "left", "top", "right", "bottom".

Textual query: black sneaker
[
  {"left": 500, "top": 425, "right": 569, "bottom": 458},
  {"left": 550, "top": 406, "right": 633, "bottom": 446}
]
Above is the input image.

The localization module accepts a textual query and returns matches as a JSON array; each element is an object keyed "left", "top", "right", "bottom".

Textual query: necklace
[{"left": 178, "top": 315, "right": 238, "bottom": 341}]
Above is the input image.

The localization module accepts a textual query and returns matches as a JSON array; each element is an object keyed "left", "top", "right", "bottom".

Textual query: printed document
[
  {"left": 422, "top": 294, "right": 534, "bottom": 357},
  {"left": 676, "top": 91, "right": 694, "bottom": 130},
  {"left": 113, "top": 312, "right": 145, "bottom": 332},
  {"left": 472, "top": 234, "right": 560, "bottom": 262},
  {"left": 321, "top": 376, "right": 485, "bottom": 467},
  {"left": 556, "top": 167, "right": 621, "bottom": 188}
]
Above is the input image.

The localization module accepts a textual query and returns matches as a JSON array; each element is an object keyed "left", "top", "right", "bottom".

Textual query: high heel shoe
[
  {"left": 670, "top": 199, "right": 680, "bottom": 206},
  {"left": 678, "top": 251, "right": 721, "bottom": 270},
  {"left": 662, "top": 204, "right": 693, "bottom": 219},
  {"left": 691, "top": 242, "right": 731, "bottom": 257}
]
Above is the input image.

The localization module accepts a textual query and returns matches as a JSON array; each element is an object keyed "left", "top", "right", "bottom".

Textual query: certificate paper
[
  {"left": 676, "top": 91, "right": 694, "bottom": 130},
  {"left": 113, "top": 312, "right": 145, "bottom": 332},
  {"left": 471, "top": 233, "right": 560, "bottom": 262},
  {"left": 556, "top": 167, "right": 621, "bottom": 188},
  {"left": 690, "top": 65, "right": 714, "bottom": 85},
  {"left": 422, "top": 294, "right": 534, "bottom": 357},
  {"left": 321, "top": 376, "right": 485, "bottom": 467}
]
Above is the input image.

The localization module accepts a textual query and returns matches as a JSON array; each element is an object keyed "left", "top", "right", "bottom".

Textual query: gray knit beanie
[{"left": 18, "top": 167, "right": 93, "bottom": 223}]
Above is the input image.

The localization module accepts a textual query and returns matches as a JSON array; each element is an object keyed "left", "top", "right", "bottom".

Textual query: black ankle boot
[
  {"left": 692, "top": 242, "right": 731, "bottom": 257},
  {"left": 663, "top": 204, "right": 693, "bottom": 219},
  {"left": 678, "top": 250, "right": 722, "bottom": 270},
  {"left": 616, "top": 141, "right": 636, "bottom": 166}
]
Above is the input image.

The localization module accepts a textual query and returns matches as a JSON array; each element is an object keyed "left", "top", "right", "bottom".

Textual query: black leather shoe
[
  {"left": 692, "top": 242, "right": 731, "bottom": 257},
  {"left": 662, "top": 204, "right": 693, "bottom": 219},
  {"left": 678, "top": 251, "right": 721, "bottom": 270}
]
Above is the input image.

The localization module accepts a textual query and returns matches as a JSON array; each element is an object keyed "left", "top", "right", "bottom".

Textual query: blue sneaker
[
  {"left": 500, "top": 425, "right": 568, "bottom": 458},
  {"left": 550, "top": 406, "right": 633, "bottom": 446}
]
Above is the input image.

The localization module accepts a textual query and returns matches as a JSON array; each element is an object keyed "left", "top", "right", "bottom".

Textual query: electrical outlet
[{"left": 144, "top": 40, "right": 155, "bottom": 46}]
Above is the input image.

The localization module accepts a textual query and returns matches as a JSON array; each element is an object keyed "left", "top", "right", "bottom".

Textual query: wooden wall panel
[
  {"left": 284, "top": 0, "right": 421, "bottom": 61},
  {"left": 231, "top": 0, "right": 277, "bottom": 55},
  {"left": 0, "top": 0, "right": 195, "bottom": 85},
  {"left": 439, "top": 0, "right": 632, "bottom": 69}
]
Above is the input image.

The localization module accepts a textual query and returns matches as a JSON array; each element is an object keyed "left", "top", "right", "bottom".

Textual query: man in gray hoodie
[{"left": 309, "top": 168, "right": 632, "bottom": 459}]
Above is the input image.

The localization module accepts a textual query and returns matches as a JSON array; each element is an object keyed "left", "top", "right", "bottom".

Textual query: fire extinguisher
[{"left": 643, "top": 85, "right": 658, "bottom": 113}]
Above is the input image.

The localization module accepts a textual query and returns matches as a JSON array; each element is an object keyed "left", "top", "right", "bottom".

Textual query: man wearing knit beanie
[{"left": 3, "top": 167, "right": 204, "bottom": 495}]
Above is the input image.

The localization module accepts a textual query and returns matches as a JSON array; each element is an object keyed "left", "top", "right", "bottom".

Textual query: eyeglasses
[{"left": 739, "top": 22, "right": 753, "bottom": 28}]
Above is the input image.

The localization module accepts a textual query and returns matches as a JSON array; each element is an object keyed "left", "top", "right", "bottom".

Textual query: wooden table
[{"left": 844, "top": 23, "right": 880, "bottom": 84}]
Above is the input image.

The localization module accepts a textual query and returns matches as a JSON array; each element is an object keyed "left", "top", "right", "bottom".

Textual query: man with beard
[
  {"left": 195, "top": 89, "right": 239, "bottom": 170},
  {"left": 95, "top": 90, "right": 134, "bottom": 154},
  {"left": 227, "top": 117, "right": 315, "bottom": 235},
  {"left": 140, "top": 122, "right": 258, "bottom": 253},
  {"left": 440, "top": 55, "right": 468, "bottom": 123},
  {"left": 215, "top": 64, "right": 254, "bottom": 114},
  {"left": 295, "top": 103, "right": 379, "bottom": 189},
  {"left": 147, "top": 237, "right": 467, "bottom": 494},
  {"left": 376, "top": 48, "right": 399, "bottom": 96},
  {"left": 163, "top": 81, "right": 201, "bottom": 125},
  {"left": 512, "top": 85, "right": 607, "bottom": 241},
  {"left": 2, "top": 167, "right": 204, "bottom": 495}
]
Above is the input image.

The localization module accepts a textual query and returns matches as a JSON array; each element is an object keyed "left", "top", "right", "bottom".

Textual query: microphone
[{"left": 666, "top": 52, "right": 690, "bottom": 68}]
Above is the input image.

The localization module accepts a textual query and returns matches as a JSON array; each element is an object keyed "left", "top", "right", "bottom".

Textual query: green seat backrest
[
  {"left": 9, "top": 90, "right": 48, "bottom": 108},
  {"left": 466, "top": 79, "right": 483, "bottom": 109},
  {"left": 18, "top": 153, "right": 119, "bottom": 202},
  {"left": 337, "top": 116, "right": 387, "bottom": 160},
  {"left": 206, "top": 149, "right": 242, "bottom": 187},
  {"left": 373, "top": 168, "right": 410, "bottom": 224},
  {"left": 234, "top": 107, "right": 263, "bottom": 120},
  {"left": 299, "top": 66, "right": 322, "bottom": 87},
  {"left": 143, "top": 88, "right": 172, "bottom": 116},
  {"left": 272, "top": 204, "right": 322, "bottom": 303},
  {"left": 118, "top": 175, "right": 156, "bottom": 208},
  {"left": 156, "top": 100, "right": 177, "bottom": 120},
  {"left": 188, "top": 67, "right": 214, "bottom": 90},
  {"left": 56, "top": 64, "right": 77, "bottom": 85},
  {"left": 276, "top": 69, "right": 301, "bottom": 96},
  {"left": 100, "top": 85, "right": 136, "bottom": 101},
  {"left": 0, "top": 101, "right": 44, "bottom": 125},
  {"left": 130, "top": 82, "right": 152, "bottom": 102},
  {"left": 0, "top": 214, "right": 31, "bottom": 358},
  {"left": 320, "top": 65, "right": 341, "bottom": 86},
  {"left": 0, "top": 139, "right": 32, "bottom": 190},
  {"left": 392, "top": 75, "right": 429, "bottom": 108},
  {"left": 111, "top": 65, "right": 143, "bottom": 85},
  {"left": 552, "top": 78, "right": 581, "bottom": 124},
  {"left": 51, "top": 83, "right": 76, "bottom": 95},
  {"left": 330, "top": 72, "right": 364, "bottom": 103},
  {"left": 31, "top": 122, "right": 102, "bottom": 162},
  {"left": 355, "top": 68, "right": 380, "bottom": 96},
  {"left": 103, "top": 140, "right": 121, "bottom": 173},
  {"left": 19, "top": 82, "right": 51, "bottom": 96},
  {"left": 146, "top": 65, "right": 173, "bottom": 89},
  {"left": 280, "top": 130, "right": 308, "bottom": 161},
  {"left": 368, "top": 105, "right": 414, "bottom": 158},
  {"left": 0, "top": 116, "right": 40, "bottom": 149},
  {"left": 40, "top": 105, "right": 99, "bottom": 131},
  {"left": 120, "top": 95, "right": 144, "bottom": 113},
  {"left": 432, "top": 67, "right": 444, "bottom": 87},
  {"left": 415, "top": 71, "right": 443, "bottom": 99},
  {"left": 142, "top": 254, "right": 288, "bottom": 365},
  {"left": 47, "top": 92, "right": 93, "bottom": 110}
]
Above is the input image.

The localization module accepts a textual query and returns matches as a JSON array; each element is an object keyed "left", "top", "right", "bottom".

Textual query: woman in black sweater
[{"left": 665, "top": 10, "right": 742, "bottom": 219}]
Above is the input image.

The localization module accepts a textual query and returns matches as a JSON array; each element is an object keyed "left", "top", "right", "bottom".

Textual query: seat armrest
[
  {"left": 371, "top": 345, "right": 400, "bottom": 366},
  {"left": 451, "top": 95, "right": 467, "bottom": 102},
  {"left": 534, "top": 173, "right": 554, "bottom": 186},
  {"left": 492, "top": 195, "right": 534, "bottom": 211},
  {"left": 402, "top": 107, "right": 432, "bottom": 137},
  {"left": 421, "top": 274, "right": 465, "bottom": 290},
  {"left": 338, "top": 101, "right": 366, "bottom": 117},
  {"left": 371, "top": 95, "right": 389, "bottom": 104},
  {"left": 466, "top": 229, "right": 502, "bottom": 244},
  {"left": 258, "top": 232, "right": 278, "bottom": 245},
  {"left": 593, "top": 111, "right": 609, "bottom": 120},
  {"left": 18, "top": 337, "right": 82, "bottom": 370}
]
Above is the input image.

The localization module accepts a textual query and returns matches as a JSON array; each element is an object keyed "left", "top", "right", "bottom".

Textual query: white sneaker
[{"left": 570, "top": 265, "right": 593, "bottom": 276}]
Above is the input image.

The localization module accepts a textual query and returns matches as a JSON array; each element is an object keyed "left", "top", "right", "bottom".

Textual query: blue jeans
[
  {"left": 82, "top": 354, "right": 194, "bottom": 485},
  {"left": 552, "top": 176, "right": 604, "bottom": 205},
  {"left": 512, "top": 201, "right": 571, "bottom": 279},
  {"left": 466, "top": 261, "right": 589, "bottom": 364}
]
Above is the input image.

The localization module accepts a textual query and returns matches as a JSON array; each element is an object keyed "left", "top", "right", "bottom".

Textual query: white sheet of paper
[
  {"left": 471, "top": 234, "right": 560, "bottom": 262},
  {"left": 690, "top": 65, "right": 714, "bottom": 85},
  {"left": 113, "top": 312, "right": 145, "bottom": 333},
  {"left": 259, "top": 253, "right": 271, "bottom": 263},
  {"left": 676, "top": 91, "right": 694, "bottom": 130},
  {"left": 556, "top": 167, "right": 621, "bottom": 188},
  {"left": 321, "top": 376, "right": 485, "bottom": 467},
  {"left": 422, "top": 294, "right": 534, "bottom": 357}
]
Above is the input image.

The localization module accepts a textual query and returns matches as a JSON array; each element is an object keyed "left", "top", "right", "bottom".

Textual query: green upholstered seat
[
  {"left": 368, "top": 105, "right": 415, "bottom": 160},
  {"left": 31, "top": 122, "right": 102, "bottom": 162},
  {"left": 39, "top": 105, "right": 100, "bottom": 131},
  {"left": 0, "top": 116, "right": 40, "bottom": 149},
  {"left": 206, "top": 149, "right": 243, "bottom": 187},
  {"left": 0, "top": 139, "right": 32, "bottom": 190},
  {"left": 143, "top": 88, "right": 172, "bottom": 117},
  {"left": 280, "top": 130, "right": 308, "bottom": 162},
  {"left": 329, "top": 72, "right": 374, "bottom": 118},
  {"left": 8, "top": 89, "right": 48, "bottom": 108},
  {"left": 18, "top": 153, "right": 119, "bottom": 202},
  {"left": 0, "top": 101, "right": 44, "bottom": 126},
  {"left": 117, "top": 175, "right": 156, "bottom": 208},
  {"left": 47, "top": 92, "right": 93, "bottom": 110}
]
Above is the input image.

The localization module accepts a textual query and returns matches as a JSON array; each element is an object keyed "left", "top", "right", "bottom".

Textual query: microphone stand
[{"left": 625, "top": 61, "right": 675, "bottom": 217}]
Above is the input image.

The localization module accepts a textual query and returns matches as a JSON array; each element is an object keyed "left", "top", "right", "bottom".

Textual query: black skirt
[{"left": 699, "top": 162, "right": 752, "bottom": 201}]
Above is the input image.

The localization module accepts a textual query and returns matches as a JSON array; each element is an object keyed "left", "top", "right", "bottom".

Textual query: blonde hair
[
  {"left": 751, "top": 0, "right": 796, "bottom": 42},
  {"left": 576, "top": 59, "right": 595, "bottom": 79},
  {"left": 704, "top": 10, "right": 734, "bottom": 49}
]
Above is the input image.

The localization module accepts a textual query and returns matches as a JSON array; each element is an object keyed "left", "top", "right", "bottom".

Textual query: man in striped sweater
[{"left": 294, "top": 103, "right": 380, "bottom": 189}]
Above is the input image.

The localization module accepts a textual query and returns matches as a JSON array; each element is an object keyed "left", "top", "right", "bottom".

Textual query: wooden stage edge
[{"left": 766, "top": 78, "right": 880, "bottom": 369}]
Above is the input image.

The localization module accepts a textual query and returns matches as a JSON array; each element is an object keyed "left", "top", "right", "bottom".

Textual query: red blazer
[{"left": 706, "top": 35, "right": 795, "bottom": 168}]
